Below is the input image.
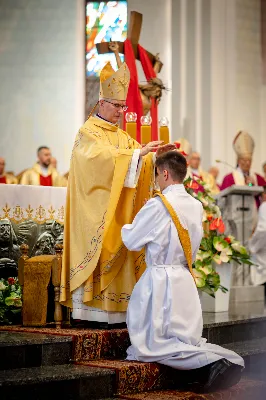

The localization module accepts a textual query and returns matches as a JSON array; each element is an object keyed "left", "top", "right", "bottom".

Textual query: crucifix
[
  {"left": 96, "top": 11, "right": 165, "bottom": 116},
  {"left": 96, "top": 11, "right": 163, "bottom": 72}
]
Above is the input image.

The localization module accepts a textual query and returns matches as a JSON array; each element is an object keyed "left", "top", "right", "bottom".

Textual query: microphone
[{"left": 215, "top": 159, "right": 235, "bottom": 169}]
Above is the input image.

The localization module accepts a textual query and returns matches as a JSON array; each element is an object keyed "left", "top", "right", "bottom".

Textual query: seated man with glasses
[{"left": 60, "top": 61, "right": 175, "bottom": 328}]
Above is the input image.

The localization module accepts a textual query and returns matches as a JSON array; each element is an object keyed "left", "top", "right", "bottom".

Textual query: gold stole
[{"left": 154, "top": 193, "right": 195, "bottom": 283}]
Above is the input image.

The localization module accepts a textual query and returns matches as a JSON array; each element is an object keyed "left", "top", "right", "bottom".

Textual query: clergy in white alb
[
  {"left": 122, "top": 151, "right": 244, "bottom": 392},
  {"left": 249, "top": 187, "right": 266, "bottom": 286}
]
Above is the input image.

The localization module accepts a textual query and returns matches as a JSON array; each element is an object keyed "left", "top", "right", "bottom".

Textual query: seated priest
[
  {"left": 122, "top": 151, "right": 244, "bottom": 393},
  {"left": 60, "top": 61, "right": 175, "bottom": 327},
  {"left": 221, "top": 131, "right": 266, "bottom": 193},
  {"left": 20, "top": 147, "right": 66, "bottom": 187},
  {"left": 249, "top": 187, "right": 266, "bottom": 288},
  {"left": 187, "top": 151, "right": 219, "bottom": 195},
  {"left": 0, "top": 157, "right": 17, "bottom": 184}
]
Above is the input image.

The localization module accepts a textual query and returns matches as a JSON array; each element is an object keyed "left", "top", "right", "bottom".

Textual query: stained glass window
[{"left": 86, "top": 1, "right": 128, "bottom": 77}]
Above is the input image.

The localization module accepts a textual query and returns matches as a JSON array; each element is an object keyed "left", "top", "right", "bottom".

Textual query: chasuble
[{"left": 60, "top": 116, "right": 154, "bottom": 314}]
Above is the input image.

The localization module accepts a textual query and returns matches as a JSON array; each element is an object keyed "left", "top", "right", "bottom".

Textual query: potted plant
[{"left": 0, "top": 277, "right": 22, "bottom": 325}]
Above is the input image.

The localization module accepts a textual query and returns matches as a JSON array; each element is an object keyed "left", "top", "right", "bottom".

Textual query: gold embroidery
[
  {"left": 0, "top": 203, "right": 65, "bottom": 224},
  {"left": 154, "top": 193, "right": 195, "bottom": 283}
]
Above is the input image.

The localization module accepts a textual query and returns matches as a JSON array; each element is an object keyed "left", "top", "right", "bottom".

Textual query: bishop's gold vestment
[{"left": 60, "top": 116, "right": 154, "bottom": 312}]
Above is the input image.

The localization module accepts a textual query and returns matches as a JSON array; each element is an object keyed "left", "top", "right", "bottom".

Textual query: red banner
[
  {"left": 124, "top": 39, "right": 158, "bottom": 142},
  {"left": 138, "top": 45, "right": 158, "bottom": 141}
]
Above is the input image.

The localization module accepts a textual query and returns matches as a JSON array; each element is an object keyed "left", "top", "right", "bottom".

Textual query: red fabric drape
[
  {"left": 138, "top": 45, "right": 158, "bottom": 141},
  {"left": 124, "top": 39, "right": 143, "bottom": 142}
]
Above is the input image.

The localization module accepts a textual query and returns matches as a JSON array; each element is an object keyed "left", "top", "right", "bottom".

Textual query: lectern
[{"left": 216, "top": 185, "right": 264, "bottom": 304}]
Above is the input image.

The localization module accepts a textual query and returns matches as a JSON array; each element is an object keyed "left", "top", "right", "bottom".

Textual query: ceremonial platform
[{"left": 1, "top": 303, "right": 266, "bottom": 399}]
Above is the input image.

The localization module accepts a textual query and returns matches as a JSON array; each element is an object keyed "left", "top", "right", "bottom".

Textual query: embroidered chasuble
[{"left": 60, "top": 116, "right": 154, "bottom": 312}]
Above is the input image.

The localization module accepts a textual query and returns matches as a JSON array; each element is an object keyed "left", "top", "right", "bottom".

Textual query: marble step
[
  {"left": 77, "top": 336, "right": 266, "bottom": 396},
  {"left": 115, "top": 379, "right": 266, "bottom": 400},
  {"left": 0, "top": 331, "right": 73, "bottom": 370},
  {"left": 0, "top": 364, "right": 115, "bottom": 400},
  {"left": 1, "top": 315, "right": 266, "bottom": 364}
]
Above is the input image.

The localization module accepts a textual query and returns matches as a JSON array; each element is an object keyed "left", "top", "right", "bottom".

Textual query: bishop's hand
[
  {"left": 156, "top": 143, "right": 176, "bottom": 157},
  {"left": 140, "top": 141, "right": 164, "bottom": 157}
]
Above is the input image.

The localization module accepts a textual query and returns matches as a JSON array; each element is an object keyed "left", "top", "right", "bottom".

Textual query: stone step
[
  {"left": 202, "top": 316, "right": 266, "bottom": 346},
  {"left": 0, "top": 364, "right": 115, "bottom": 400},
  {"left": 77, "top": 336, "right": 266, "bottom": 396},
  {"left": 77, "top": 359, "right": 175, "bottom": 395},
  {"left": 0, "top": 331, "right": 73, "bottom": 370},
  {"left": 0, "top": 313, "right": 266, "bottom": 362},
  {"left": 116, "top": 379, "right": 266, "bottom": 399}
]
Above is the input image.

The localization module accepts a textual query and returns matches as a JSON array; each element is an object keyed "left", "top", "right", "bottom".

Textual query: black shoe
[{"left": 198, "top": 359, "right": 242, "bottom": 393}]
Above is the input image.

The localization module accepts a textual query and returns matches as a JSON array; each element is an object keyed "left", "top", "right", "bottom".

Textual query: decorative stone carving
[{"left": 0, "top": 218, "right": 64, "bottom": 278}]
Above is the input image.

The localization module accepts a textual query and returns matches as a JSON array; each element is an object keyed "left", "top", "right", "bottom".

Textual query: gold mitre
[
  {"left": 176, "top": 137, "right": 192, "bottom": 156},
  {"left": 99, "top": 61, "right": 130, "bottom": 101},
  {"left": 233, "top": 131, "right": 254, "bottom": 159}
]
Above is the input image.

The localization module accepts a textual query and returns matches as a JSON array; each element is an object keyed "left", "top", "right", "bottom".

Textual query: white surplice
[
  {"left": 121, "top": 184, "right": 244, "bottom": 370},
  {"left": 249, "top": 202, "right": 266, "bottom": 286}
]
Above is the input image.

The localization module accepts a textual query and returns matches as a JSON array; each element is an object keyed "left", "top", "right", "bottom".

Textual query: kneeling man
[{"left": 122, "top": 151, "right": 244, "bottom": 393}]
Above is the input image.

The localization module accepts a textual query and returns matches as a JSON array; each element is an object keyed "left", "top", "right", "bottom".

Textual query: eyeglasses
[{"left": 104, "top": 100, "right": 128, "bottom": 112}]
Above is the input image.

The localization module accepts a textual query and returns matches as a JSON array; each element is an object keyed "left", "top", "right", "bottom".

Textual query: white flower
[
  {"left": 213, "top": 205, "right": 221, "bottom": 218},
  {"left": 231, "top": 241, "right": 242, "bottom": 252},
  {"left": 11, "top": 285, "right": 16, "bottom": 292},
  {"left": 0, "top": 281, "right": 6, "bottom": 291}
]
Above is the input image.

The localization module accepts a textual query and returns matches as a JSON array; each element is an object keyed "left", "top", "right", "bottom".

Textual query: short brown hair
[{"left": 155, "top": 151, "right": 187, "bottom": 182}]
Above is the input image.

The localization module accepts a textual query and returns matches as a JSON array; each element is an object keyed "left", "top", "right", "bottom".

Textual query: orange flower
[
  {"left": 174, "top": 142, "right": 181, "bottom": 149},
  {"left": 224, "top": 237, "right": 231, "bottom": 244},
  {"left": 207, "top": 215, "right": 213, "bottom": 222},
  {"left": 209, "top": 218, "right": 225, "bottom": 234},
  {"left": 185, "top": 180, "right": 199, "bottom": 190}
]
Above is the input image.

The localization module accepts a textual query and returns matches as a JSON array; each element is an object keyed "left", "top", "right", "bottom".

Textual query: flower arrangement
[
  {"left": 184, "top": 176, "right": 254, "bottom": 297},
  {"left": 0, "top": 277, "right": 22, "bottom": 325}
]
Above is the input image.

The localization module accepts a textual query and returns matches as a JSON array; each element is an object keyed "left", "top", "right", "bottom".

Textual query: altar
[{"left": 0, "top": 185, "right": 67, "bottom": 278}]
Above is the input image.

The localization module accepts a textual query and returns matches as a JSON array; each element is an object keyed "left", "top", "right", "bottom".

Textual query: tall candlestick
[
  {"left": 140, "top": 115, "right": 152, "bottom": 145},
  {"left": 125, "top": 112, "right": 137, "bottom": 141},
  {"left": 159, "top": 117, "right": 169, "bottom": 144}
]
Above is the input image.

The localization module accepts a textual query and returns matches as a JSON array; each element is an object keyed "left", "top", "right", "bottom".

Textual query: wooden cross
[{"left": 96, "top": 11, "right": 163, "bottom": 72}]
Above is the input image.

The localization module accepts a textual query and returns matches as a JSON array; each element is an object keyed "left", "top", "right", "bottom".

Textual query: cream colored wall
[
  {"left": 0, "top": 0, "right": 264, "bottom": 179},
  {"left": 0, "top": 0, "right": 85, "bottom": 175},
  {"left": 172, "top": 0, "right": 266, "bottom": 181}
]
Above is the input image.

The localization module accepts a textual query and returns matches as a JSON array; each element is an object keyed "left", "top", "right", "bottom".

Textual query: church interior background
[
  {"left": 1, "top": 0, "right": 265, "bottom": 179},
  {"left": 1, "top": 0, "right": 266, "bottom": 399}
]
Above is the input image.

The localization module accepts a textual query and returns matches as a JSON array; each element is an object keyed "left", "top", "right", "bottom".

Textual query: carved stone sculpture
[{"left": 0, "top": 219, "right": 20, "bottom": 278}]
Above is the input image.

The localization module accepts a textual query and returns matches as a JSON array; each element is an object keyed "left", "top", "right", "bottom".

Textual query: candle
[
  {"left": 125, "top": 112, "right": 137, "bottom": 141},
  {"left": 159, "top": 117, "right": 169, "bottom": 144},
  {"left": 140, "top": 115, "right": 152, "bottom": 145}
]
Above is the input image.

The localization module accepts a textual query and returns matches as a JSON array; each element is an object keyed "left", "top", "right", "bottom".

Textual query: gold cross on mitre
[{"left": 96, "top": 11, "right": 163, "bottom": 72}]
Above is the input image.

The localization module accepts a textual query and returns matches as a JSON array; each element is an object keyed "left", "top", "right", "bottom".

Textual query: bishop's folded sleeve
[{"left": 124, "top": 149, "right": 142, "bottom": 188}]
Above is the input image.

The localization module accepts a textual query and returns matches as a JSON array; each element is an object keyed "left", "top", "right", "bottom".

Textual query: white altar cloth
[{"left": 0, "top": 184, "right": 67, "bottom": 224}]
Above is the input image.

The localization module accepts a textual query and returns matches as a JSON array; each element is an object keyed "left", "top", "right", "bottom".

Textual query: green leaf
[{"left": 199, "top": 265, "right": 213, "bottom": 276}]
